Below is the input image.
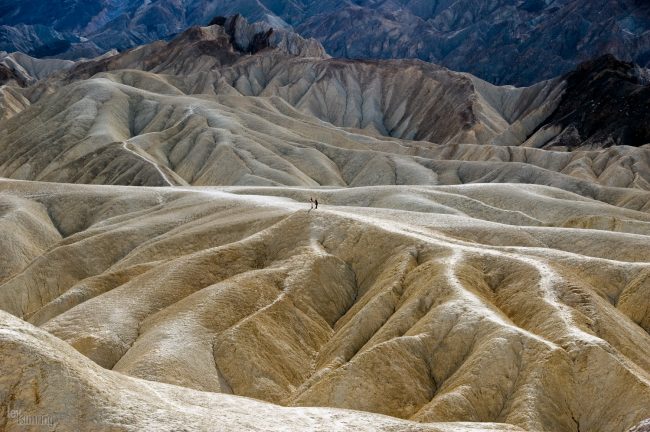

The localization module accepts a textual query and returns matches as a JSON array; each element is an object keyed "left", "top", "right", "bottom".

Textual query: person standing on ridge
[
  {"left": 309, "top": 197, "right": 314, "bottom": 210},
  {"left": 315, "top": 199, "right": 318, "bottom": 209}
]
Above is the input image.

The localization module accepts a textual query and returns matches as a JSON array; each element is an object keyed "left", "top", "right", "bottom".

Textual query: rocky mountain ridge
[
  {"left": 1, "top": 0, "right": 649, "bottom": 84},
  {"left": 0, "top": 19, "right": 648, "bottom": 192}
]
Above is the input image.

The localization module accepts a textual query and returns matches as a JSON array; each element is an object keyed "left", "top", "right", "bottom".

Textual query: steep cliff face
[{"left": 1, "top": 0, "right": 648, "bottom": 84}]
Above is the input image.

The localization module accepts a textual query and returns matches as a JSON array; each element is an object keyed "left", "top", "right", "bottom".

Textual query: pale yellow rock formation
[
  {"left": 1, "top": 25, "right": 649, "bottom": 192},
  {"left": 0, "top": 179, "right": 649, "bottom": 431},
  {"left": 1, "top": 310, "right": 526, "bottom": 432}
]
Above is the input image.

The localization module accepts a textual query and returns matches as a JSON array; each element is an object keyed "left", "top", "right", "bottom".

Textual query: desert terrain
[{"left": 0, "top": 15, "right": 649, "bottom": 432}]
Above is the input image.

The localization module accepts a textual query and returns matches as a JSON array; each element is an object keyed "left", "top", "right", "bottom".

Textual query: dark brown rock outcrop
[{"left": 534, "top": 55, "right": 650, "bottom": 149}]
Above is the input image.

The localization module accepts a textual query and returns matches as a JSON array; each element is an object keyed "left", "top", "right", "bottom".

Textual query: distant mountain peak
[
  {"left": 213, "top": 14, "right": 328, "bottom": 58},
  {"left": 0, "top": 1, "right": 648, "bottom": 84}
]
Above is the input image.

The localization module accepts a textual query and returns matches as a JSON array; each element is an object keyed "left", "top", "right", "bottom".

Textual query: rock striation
[
  {"left": 3, "top": 307, "right": 523, "bottom": 432},
  {"left": 0, "top": 51, "right": 73, "bottom": 86}
]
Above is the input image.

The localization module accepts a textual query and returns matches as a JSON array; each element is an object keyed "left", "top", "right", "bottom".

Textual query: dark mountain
[
  {"left": 0, "top": 0, "right": 226, "bottom": 59},
  {"left": 1, "top": 0, "right": 649, "bottom": 84},
  {"left": 0, "top": 23, "right": 74, "bottom": 57},
  {"left": 0, "top": 62, "right": 24, "bottom": 86},
  {"left": 535, "top": 55, "right": 650, "bottom": 149},
  {"left": 296, "top": 0, "right": 650, "bottom": 85}
]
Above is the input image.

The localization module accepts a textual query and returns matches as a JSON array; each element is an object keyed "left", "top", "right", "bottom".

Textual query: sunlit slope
[
  {"left": 1, "top": 23, "right": 648, "bottom": 192},
  {"left": 1, "top": 179, "right": 649, "bottom": 432},
  {"left": 1, "top": 68, "right": 649, "bottom": 192}
]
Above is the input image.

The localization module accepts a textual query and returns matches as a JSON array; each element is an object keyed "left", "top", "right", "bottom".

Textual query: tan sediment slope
[
  {"left": 1, "top": 67, "right": 649, "bottom": 191},
  {"left": 2, "top": 313, "right": 523, "bottom": 432},
  {"left": 1, "top": 179, "right": 649, "bottom": 431},
  {"left": 1, "top": 23, "right": 649, "bottom": 192}
]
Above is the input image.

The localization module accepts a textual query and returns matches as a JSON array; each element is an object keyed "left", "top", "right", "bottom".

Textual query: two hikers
[{"left": 309, "top": 197, "right": 319, "bottom": 210}]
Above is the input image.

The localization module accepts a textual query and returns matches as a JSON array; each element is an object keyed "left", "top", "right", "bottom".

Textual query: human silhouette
[
  {"left": 309, "top": 197, "right": 314, "bottom": 209},
  {"left": 315, "top": 199, "right": 318, "bottom": 209}
]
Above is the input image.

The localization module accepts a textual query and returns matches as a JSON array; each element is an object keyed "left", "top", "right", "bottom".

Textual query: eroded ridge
[{"left": 1, "top": 180, "right": 649, "bottom": 432}]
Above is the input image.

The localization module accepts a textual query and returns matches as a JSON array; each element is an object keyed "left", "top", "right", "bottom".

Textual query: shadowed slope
[{"left": 529, "top": 55, "right": 650, "bottom": 149}]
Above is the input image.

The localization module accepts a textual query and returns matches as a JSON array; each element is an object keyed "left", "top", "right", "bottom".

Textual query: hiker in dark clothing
[{"left": 314, "top": 199, "right": 318, "bottom": 209}]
